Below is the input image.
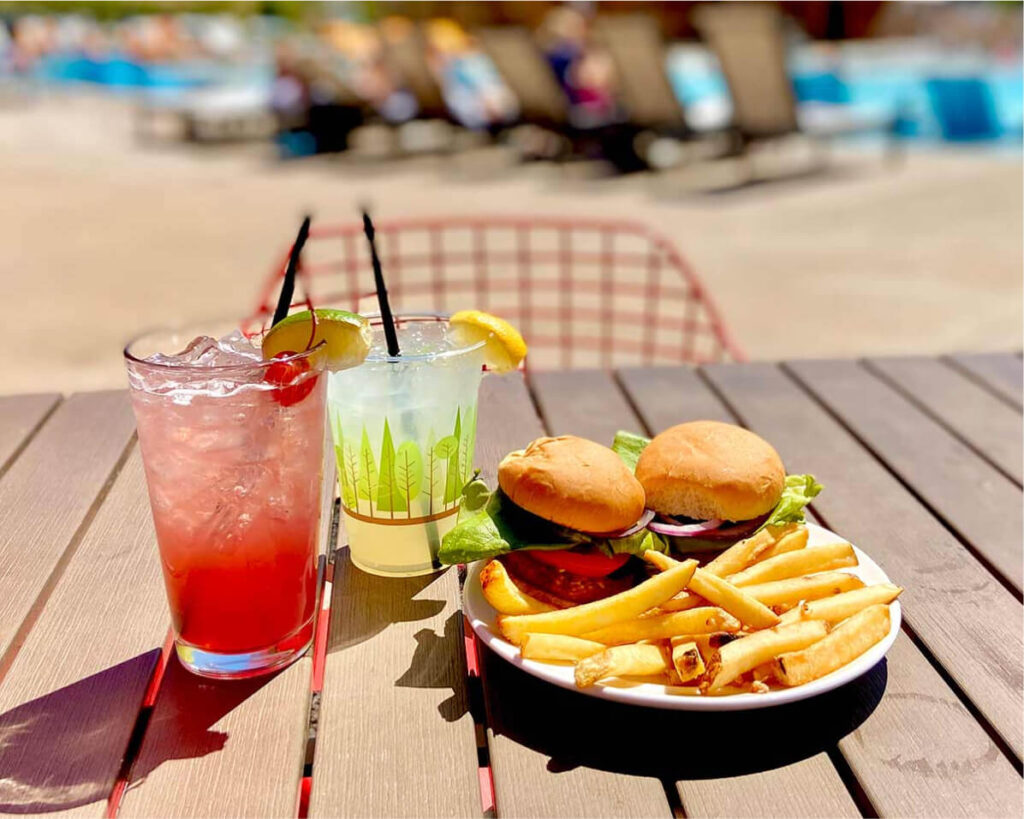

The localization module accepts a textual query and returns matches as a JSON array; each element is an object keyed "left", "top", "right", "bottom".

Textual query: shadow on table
[
  {"left": 326, "top": 553, "right": 472, "bottom": 723},
  {"left": 480, "top": 644, "right": 887, "bottom": 779},
  {"left": 326, "top": 547, "right": 448, "bottom": 652},
  {"left": 0, "top": 651, "right": 274, "bottom": 814},
  {"left": 395, "top": 611, "right": 471, "bottom": 723}
]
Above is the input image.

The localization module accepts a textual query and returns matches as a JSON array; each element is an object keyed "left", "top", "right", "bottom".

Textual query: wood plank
[
  {"left": 948, "top": 352, "right": 1023, "bottom": 409},
  {"left": 787, "top": 359, "right": 1023, "bottom": 592},
  {"left": 678, "top": 756, "right": 857, "bottom": 819},
  {"left": 533, "top": 369, "right": 858, "bottom": 818},
  {"left": 621, "top": 365, "right": 1024, "bottom": 815},
  {"left": 530, "top": 369, "right": 638, "bottom": 444},
  {"left": 617, "top": 366, "right": 736, "bottom": 428},
  {"left": 837, "top": 632, "right": 1022, "bottom": 817},
  {"left": 121, "top": 654, "right": 313, "bottom": 819},
  {"left": 700, "top": 362, "right": 1023, "bottom": 759},
  {"left": 309, "top": 554, "right": 478, "bottom": 817},
  {"left": 310, "top": 397, "right": 479, "bottom": 818},
  {"left": 472, "top": 373, "right": 670, "bottom": 818},
  {"left": 0, "top": 447, "right": 166, "bottom": 817},
  {"left": 121, "top": 429, "right": 338, "bottom": 818},
  {"left": 0, "top": 391, "right": 137, "bottom": 666},
  {"left": 0, "top": 392, "right": 60, "bottom": 475},
  {"left": 868, "top": 356, "right": 1022, "bottom": 485}
]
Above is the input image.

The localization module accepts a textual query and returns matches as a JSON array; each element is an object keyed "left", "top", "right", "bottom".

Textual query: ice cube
[
  {"left": 145, "top": 330, "right": 260, "bottom": 368},
  {"left": 146, "top": 335, "right": 219, "bottom": 367},
  {"left": 215, "top": 330, "right": 262, "bottom": 362}
]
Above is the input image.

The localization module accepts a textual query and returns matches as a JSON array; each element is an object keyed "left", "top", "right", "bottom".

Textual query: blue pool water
[
  {"left": 33, "top": 53, "right": 214, "bottom": 90},
  {"left": 668, "top": 42, "right": 1022, "bottom": 145}
]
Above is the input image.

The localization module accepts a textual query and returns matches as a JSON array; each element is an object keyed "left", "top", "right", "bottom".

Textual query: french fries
[
  {"left": 642, "top": 551, "right": 703, "bottom": 612},
  {"left": 703, "top": 523, "right": 799, "bottom": 577},
  {"left": 687, "top": 569, "right": 780, "bottom": 629},
  {"left": 645, "top": 550, "right": 784, "bottom": 627},
  {"left": 520, "top": 633, "right": 605, "bottom": 662},
  {"left": 683, "top": 631, "right": 739, "bottom": 660},
  {"left": 773, "top": 605, "right": 891, "bottom": 686},
  {"left": 727, "top": 542, "right": 857, "bottom": 587},
  {"left": 670, "top": 638, "right": 705, "bottom": 682},
  {"left": 477, "top": 516, "right": 900, "bottom": 696},
  {"left": 480, "top": 559, "right": 555, "bottom": 615},
  {"left": 643, "top": 550, "right": 679, "bottom": 571},
  {"left": 707, "top": 620, "right": 828, "bottom": 691},
  {"left": 575, "top": 644, "right": 670, "bottom": 688},
  {"left": 657, "top": 592, "right": 704, "bottom": 613},
  {"left": 755, "top": 527, "right": 809, "bottom": 561},
  {"left": 497, "top": 559, "right": 697, "bottom": 645},
  {"left": 778, "top": 583, "right": 903, "bottom": 626},
  {"left": 741, "top": 572, "right": 864, "bottom": 607},
  {"left": 581, "top": 607, "right": 740, "bottom": 645}
]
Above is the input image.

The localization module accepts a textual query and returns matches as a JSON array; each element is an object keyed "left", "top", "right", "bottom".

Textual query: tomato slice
[{"left": 528, "top": 548, "right": 631, "bottom": 578}]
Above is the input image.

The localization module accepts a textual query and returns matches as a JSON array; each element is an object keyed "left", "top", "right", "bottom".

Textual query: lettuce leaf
[
  {"left": 612, "top": 430, "right": 650, "bottom": 472},
  {"left": 758, "top": 474, "right": 823, "bottom": 530},
  {"left": 591, "top": 529, "right": 667, "bottom": 558},
  {"left": 437, "top": 483, "right": 666, "bottom": 565},
  {"left": 437, "top": 489, "right": 573, "bottom": 564}
]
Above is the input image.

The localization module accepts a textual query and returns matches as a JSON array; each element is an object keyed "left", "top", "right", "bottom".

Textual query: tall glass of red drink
[{"left": 125, "top": 319, "right": 327, "bottom": 679}]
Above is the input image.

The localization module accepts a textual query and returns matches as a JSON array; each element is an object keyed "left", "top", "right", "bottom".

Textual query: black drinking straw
[
  {"left": 272, "top": 214, "right": 312, "bottom": 327},
  {"left": 362, "top": 209, "right": 401, "bottom": 357}
]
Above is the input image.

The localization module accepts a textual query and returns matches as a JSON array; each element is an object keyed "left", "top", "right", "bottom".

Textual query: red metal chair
[{"left": 255, "top": 216, "right": 744, "bottom": 369}]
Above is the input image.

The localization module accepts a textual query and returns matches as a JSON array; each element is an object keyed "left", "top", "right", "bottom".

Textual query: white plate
[{"left": 464, "top": 522, "right": 900, "bottom": 711}]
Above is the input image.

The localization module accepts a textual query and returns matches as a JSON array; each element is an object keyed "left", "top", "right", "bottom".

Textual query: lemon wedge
[
  {"left": 263, "top": 309, "right": 372, "bottom": 371},
  {"left": 449, "top": 310, "right": 527, "bottom": 373}
]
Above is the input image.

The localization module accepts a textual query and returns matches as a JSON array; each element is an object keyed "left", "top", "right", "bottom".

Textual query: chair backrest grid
[
  {"left": 642, "top": 242, "right": 661, "bottom": 362},
  {"left": 517, "top": 226, "right": 533, "bottom": 349},
  {"left": 258, "top": 217, "right": 743, "bottom": 369},
  {"left": 429, "top": 228, "right": 443, "bottom": 312},
  {"left": 559, "top": 228, "right": 572, "bottom": 370},
  {"left": 600, "top": 230, "right": 614, "bottom": 368},
  {"left": 472, "top": 226, "right": 488, "bottom": 312}
]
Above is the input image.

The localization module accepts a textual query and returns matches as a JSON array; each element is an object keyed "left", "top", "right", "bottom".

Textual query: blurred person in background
[
  {"left": 327, "top": 19, "right": 415, "bottom": 123},
  {"left": 271, "top": 40, "right": 309, "bottom": 130},
  {"left": 273, "top": 33, "right": 364, "bottom": 157},
  {"left": 538, "top": 3, "right": 617, "bottom": 127},
  {"left": 10, "top": 15, "right": 53, "bottom": 72},
  {"left": 424, "top": 17, "right": 517, "bottom": 131}
]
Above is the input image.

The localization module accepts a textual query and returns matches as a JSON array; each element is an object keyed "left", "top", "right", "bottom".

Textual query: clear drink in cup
[
  {"left": 125, "top": 321, "right": 327, "bottom": 679},
  {"left": 328, "top": 315, "right": 485, "bottom": 576}
]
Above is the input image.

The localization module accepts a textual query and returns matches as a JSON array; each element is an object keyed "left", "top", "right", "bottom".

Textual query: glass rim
[
  {"left": 123, "top": 310, "right": 327, "bottom": 374},
  {"left": 360, "top": 312, "right": 486, "bottom": 364}
]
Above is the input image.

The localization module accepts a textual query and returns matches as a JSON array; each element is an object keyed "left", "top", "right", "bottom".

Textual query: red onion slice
[
  {"left": 648, "top": 513, "right": 769, "bottom": 540},
  {"left": 585, "top": 508, "right": 656, "bottom": 539},
  {"left": 647, "top": 518, "right": 724, "bottom": 537}
]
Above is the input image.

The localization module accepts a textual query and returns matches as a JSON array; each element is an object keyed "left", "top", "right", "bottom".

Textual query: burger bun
[
  {"left": 636, "top": 421, "right": 784, "bottom": 521},
  {"left": 498, "top": 435, "right": 645, "bottom": 533}
]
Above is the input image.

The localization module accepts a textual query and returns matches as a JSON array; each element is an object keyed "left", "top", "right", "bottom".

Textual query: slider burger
[
  {"left": 438, "top": 435, "right": 663, "bottom": 605},
  {"left": 633, "top": 421, "right": 822, "bottom": 551}
]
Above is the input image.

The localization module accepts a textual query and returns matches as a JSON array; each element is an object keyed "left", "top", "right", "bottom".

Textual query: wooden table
[{"left": 1, "top": 354, "right": 1021, "bottom": 818}]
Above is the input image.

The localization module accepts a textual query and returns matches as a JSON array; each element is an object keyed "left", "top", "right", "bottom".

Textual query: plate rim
[{"left": 463, "top": 522, "right": 901, "bottom": 711}]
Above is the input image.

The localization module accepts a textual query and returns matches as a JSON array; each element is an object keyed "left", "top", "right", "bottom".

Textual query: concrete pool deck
[{"left": 2, "top": 94, "right": 1020, "bottom": 394}]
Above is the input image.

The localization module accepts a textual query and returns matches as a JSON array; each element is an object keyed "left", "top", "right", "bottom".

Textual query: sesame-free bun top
[
  {"left": 498, "top": 435, "right": 646, "bottom": 533},
  {"left": 635, "top": 421, "right": 785, "bottom": 521}
]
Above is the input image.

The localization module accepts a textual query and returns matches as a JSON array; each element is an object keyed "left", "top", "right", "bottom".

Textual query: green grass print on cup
[{"left": 333, "top": 403, "right": 477, "bottom": 521}]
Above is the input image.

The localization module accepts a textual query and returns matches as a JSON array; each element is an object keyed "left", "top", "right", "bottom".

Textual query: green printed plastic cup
[{"left": 327, "top": 315, "right": 486, "bottom": 576}]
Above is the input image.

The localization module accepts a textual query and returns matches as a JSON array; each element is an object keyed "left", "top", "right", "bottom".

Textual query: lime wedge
[
  {"left": 263, "top": 309, "right": 371, "bottom": 371},
  {"left": 449, "top": 310, "right": 527, "bottom": 373}
]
